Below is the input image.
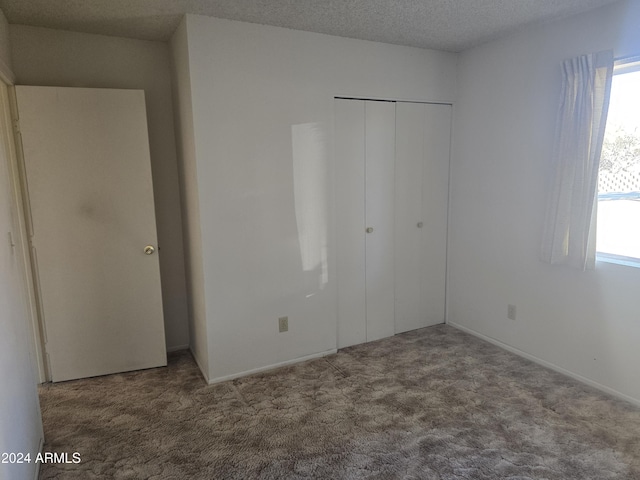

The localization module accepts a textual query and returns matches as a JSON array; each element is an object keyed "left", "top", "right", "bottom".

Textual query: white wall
[
  {"left": 9, "top": 25, "right": 190, "bottom": 351},
  {"left": 0, "top": 9, "right": 43, "bottom": 480},
  {"left": 175, "top": 14, "right": 457, "bottom": 381},
  {"left": 450, "top": 0, "right": 640, "bottom": 404},
  {"left": 170, "top": 19, "right": 209, "bottom": 378}
]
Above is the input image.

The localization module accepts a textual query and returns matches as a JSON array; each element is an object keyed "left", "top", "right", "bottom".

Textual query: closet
[{"left": 335, "top": 98, "right": 451, "bottom": 349}]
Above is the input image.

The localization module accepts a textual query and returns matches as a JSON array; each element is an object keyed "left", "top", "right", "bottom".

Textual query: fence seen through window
[{"left": 597, "top": 65, "right": 640, "bottom": 262}]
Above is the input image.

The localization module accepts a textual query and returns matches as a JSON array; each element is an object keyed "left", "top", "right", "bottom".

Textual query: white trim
[
  {"left": 167, "top": 344, "right": 189, "bottom": 353},
  {"left": 444, "top": 103, "right": 455, "bottom": 326},
  {"left": 447, "top": 321, "right": 640, "bottom": 408},
  {"left": 614, "top": 56, "right": 640, "bottom": 74},
  {"left": 33, "top": 435, "right": 44, "bottom": 480},
  {"left": 596, "top": 253, "right": 640, "bottom": 269},
  {"left": 5, "top": 85, "right": 49, "bottom": 383},
  {"left": 207, "top": 349, "right": 337, "bottom": 385}
]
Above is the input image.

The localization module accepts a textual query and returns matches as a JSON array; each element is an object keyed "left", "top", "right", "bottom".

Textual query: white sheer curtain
[{"left": 541, "top": 51, "right": 614, "bottom": 270}]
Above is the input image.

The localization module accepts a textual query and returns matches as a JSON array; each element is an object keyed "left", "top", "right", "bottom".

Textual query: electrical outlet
[
  {"left": 507, "top": 304, "right": 517, "bottom": 321},
  {"left": 278, "top": 316, "right": 289, "bottom": 333}
]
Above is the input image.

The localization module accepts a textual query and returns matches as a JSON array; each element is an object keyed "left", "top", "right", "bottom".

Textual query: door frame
[{"left": 0, "top": 66, "right": 48, "bottom": 383}]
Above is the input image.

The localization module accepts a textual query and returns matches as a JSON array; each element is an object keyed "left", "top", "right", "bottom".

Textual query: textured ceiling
[{"left": 0, "top": 0, "right": 621, "bottom": 52}]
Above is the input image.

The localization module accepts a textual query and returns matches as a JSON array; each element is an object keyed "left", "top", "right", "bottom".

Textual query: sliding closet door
[
  {"left": 335, "top": 99, "right": 395, "bottom": 348},
  {"left": 395, "top": 102, "right": 425, "bottom": 333},
  {"left": 395, "top": 102, "right": 451, "bottom": 333},
  {"left": 364, "top": 101, "right": 395, "bottom": 342},
  {"left": 335, "top": 99, "right": 366, "bottom": 348}
]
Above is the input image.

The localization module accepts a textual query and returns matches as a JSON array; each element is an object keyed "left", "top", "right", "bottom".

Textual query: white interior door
[
  {"left": 395, "top": 102, "right": 451, "bottom": 333},
  {"left": 16, "top": 86, "right": 166, "bottom": 382},
  {"left": 364, "top": 101, "right": 395, "bottom": 342}
]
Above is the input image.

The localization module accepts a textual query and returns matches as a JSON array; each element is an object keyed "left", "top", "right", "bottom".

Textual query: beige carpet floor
[{"left": 38, "top": 325, "right": 640, "bottom": 479}]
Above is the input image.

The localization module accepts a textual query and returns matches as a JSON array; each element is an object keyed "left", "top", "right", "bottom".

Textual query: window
[{"left": 596, "top": 61, "right": 640, "bottom": 264}]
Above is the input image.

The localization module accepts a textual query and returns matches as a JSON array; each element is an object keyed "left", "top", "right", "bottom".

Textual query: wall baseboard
[
  {"left": 33, "top": 435, "right": 44, "bottom": 480},
  {"left": 207, "top": 349, "right": 338, "bottom": 385},
  {"left": 167, "top": 344, "right": 189, "bottom": 353},
  {"left": 447, "top": 321, "right": 640, "bottom": 408}
]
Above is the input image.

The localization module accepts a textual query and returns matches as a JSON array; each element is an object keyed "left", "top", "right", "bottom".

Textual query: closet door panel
[
  {"left": 335, "top": 99, "right": 367, "bottom": 348},
  {"left": 420, "top": 103, "right": 451, "bottom": 326},
  {"left": 395, "top": 102, "right": 426, "bottom": 333},
  {"left": 364, "top": 101, "right": 395, "bottom": 342}
]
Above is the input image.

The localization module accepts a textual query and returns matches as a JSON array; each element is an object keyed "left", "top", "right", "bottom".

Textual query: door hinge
[{"left": 12, "top": 118, "right": 19, "bottom": 134}]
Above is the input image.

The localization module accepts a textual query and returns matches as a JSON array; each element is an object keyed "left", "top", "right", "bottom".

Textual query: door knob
[
  {"left": 417, "top": 222, "right": 424, "bottom": 228},
  {"left": 144, "top": 245, "right": 155, "bottom": 255},
  {"left": 366, "top": 227, "right": 374, "bottom": 233}
]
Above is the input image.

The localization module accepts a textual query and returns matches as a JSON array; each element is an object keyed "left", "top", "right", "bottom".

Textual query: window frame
[{"left": 595, "top": 57, "right": 640, "bottom": 268}]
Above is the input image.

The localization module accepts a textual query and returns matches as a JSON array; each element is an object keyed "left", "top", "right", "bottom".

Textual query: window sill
[{"left": 596, "top": 253, "right": 640, "bottom": 268}]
